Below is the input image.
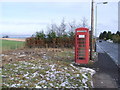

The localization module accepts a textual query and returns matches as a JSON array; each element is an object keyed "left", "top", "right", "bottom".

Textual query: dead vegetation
[
  {"left": 1, "top": 48, "right": 95, "bottom": 88},
  {"left": 2, "top": 48, "right": 96, "bottom": 88},
  {"left": 1, "top": 48, "right": 74, "bottom": 67}
]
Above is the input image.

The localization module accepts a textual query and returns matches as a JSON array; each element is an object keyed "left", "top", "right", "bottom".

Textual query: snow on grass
[
  {"left": 2, "top": 58, "right": 95, "bottom": 88},
  {"left": 35, "top": 85, "right": 41, "bottom": 88}
]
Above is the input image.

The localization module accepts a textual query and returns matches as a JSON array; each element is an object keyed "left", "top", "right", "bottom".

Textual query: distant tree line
[
  {"left": 99, "top": 31, "right": 120, "bottom": 43},
  {"left": 2, "top": 35, "right": 9, "bottom": 38},
  {"left": 26, "top": 18, "right": 89, "bottom": 48}
]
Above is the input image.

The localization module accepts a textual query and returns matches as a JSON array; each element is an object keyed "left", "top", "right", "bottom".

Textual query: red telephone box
[{"left": 75, "top": 27, "right": 89, "bottom": 64}]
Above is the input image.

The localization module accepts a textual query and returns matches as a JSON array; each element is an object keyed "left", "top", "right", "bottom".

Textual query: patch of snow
[
  {"left": 50, "top": 74, "right": 56, "bottom": 79},
  {"left": 12, "top": 53, "right": 17, "bottom": 55},
  {"left": 54, "top": 71, "right": 62, "bottom": 74},
  {"left": 76, "top": 74, "right": 79, "bottom": 77},
  {"left": 23, "top": 72, "right": 29, "bottom": 77},
  {"left": 42, "top": 55, "right": 48, "bottom": 60},
  {"left": 70, "top": 64, "right": 78, "bottom": 70},
  {"left": 46, "top": 71, "right": 50, "bottom": 74},
  {"left": 16, "top": 66, "right": 21, "bottom": 69},
  {"left": 60, "top": 82, "right": 66, "bottom": 87},
  {"left": 64, "top": 67, "right": 67, "bottom": 70},
  {"left": 43, "top": 53, "right": 46, "bottom": 56},
  {"left": 70, "top": 63, "right": 96, "bottom": 88},
  {"left": 18, "top": 55, "right": 26, "bottom": 58},
  {"left": 3, "top": 83, "right": 9, "bottom": 87},
  {"left": 11, "top": 84, "right": 21, "bottom": 87},
  {"left": 49, "top": 83, "right": 54, "bottom": 87},
  {"left": 18, "top": 53, "right": 21, "bottom": 55},
  {"left": 82, "top": 78, "right": 87, "bottom": 84},
  {"left": 40, "top": 74, "right": 44, "bottom": 78},
  {"left": 31, "top": 66, "right": 42, "bottom": 69},
  {"left": 13, "top": 70, "right": 18, "bottom": 72},
  {"left": 11, "top": 84, "right": 16, "bottom": 87},
  {"left": 72, "top": 69, "right": 75, "bottom": 72},
  {"left": 25, "top": 83, "right": 29, "bottom": 86},
  {"left": 81, "top": 67, "right": 96, "bottom": 76},
  {"left": 82, "top": 74, "right": 88, "bottom": 79},
  {"left": 0, "top": 54, "right": 6, "bottom": 56},
  {"left": 60, "top": 81, "right": 69, "bottom": 87},
  {"left": 38, "top": 80, "right": 46, "bottom": 84},
  {"left": 2, "top": 75, "right": 7, "bottom": 78},
  {"left": 46, "top": 77, "right": 50, "bottom": 80},
  {"left": 13, "top": 64, "right": 18, "bottom": 66},
  {"left": 70, "top": 64, "right": 95, "bottom": 76},
  {"left": 35, "top": 85, "right": 41, "bottom": 88},
  {"left": 10, "top": 77, "right": 14, "bottom": 80},
  {"left": 43, "top": 86, "right": 47, "bottom": 88},
  {"left": 70, "top": 76, "right": 74, "bottom": 79},
  {"left": 33, "top": 72, "right": 38, "bottom": 77},
  {"left": 25, "top": 77, "right": 30, "bottom": 79},
  {"left": 50, "top": 64, "right": 56, "bottom": 71},
  {"left": 20, "top": 61, "right": 35, "bottom": 66},
  {"left": 66, "top": 73, "right": 70, "bottom": 76}
]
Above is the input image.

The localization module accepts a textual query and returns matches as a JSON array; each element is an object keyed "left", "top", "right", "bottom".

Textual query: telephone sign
[{"left": 75, "top": 28, "right": 89, "bottom": 64}]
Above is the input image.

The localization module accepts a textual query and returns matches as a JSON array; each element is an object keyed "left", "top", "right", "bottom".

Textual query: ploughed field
[{"left": 1, "top": 48, "right": 95, "bottom": 88}]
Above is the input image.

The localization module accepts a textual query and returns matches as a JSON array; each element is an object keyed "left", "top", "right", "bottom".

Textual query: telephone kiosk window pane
[
  {"left": 79, "top": 50, "right": 85, "bottom": 54},
  {"left": 79, "top": 45, "right": 85, "bottom": 47},
  {"left": 79, "top": 53, "right": 85, "bottom": 56},
  {"left": 79, "top": 42, "right": 85, "bottom": 44},
  {"left": 78, "top": 38, "right": 84, "bottom": 40},
  {"left": 78, "top": 57, "right": 85, "bottom": 60},
  {"left": 79, "top": 38, "right": 85, "bottom": 41},
  {"left": 78, "top": 48, "right": 85, "bottom": 50}
]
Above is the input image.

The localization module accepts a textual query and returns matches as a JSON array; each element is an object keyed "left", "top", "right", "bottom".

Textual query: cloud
[
  {"left": 0, "top": 19, "right": 49, "bottom": 25},
  {"left": 0, "top": 21, "right": 48, "bottom": 25},
  {"left": 0, "top": 23, "right": 47, "bottom": 35}
]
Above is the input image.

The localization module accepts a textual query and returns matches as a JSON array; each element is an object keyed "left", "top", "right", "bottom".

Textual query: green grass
[{"left": 1, "top": 40, "right": 25, "bottom": 51}]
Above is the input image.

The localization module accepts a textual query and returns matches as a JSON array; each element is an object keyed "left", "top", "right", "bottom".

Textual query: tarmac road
[
  {"left": 93, "top": 41, "right": 120, "bottom": 88},
  {"left": 96, "top": 40, "right": 119, "bottom": 66}
]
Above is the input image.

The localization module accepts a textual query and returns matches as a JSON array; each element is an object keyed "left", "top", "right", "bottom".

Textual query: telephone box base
[{"left": 73, "top": 62, "right": 93, "bottom": 68}]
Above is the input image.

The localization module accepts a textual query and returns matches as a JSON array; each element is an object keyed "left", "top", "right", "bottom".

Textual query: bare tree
[
  {"left": 47, "top": 18, "right": 66, "bottom": 37},
  {"left": 57, "top": 18, "right": 66, "bottom": 36},
  {"left": 47, "top": 23, "right": 58, "bottom": 34},
  {"left": 80, "top": 17, "right": 89, "bottom": 28},
  {"left": 68, "top": 20, "right": 77, "bottom": 33},
  {"left": 68, "top": 17, "right": 89, "bottom": 32},
  {"left": 47, "top": 17, "right": 89, "bottom": 37}
]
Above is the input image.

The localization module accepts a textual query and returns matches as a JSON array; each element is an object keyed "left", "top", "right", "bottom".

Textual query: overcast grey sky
[{"left": 0, "top": 0, "right": 118, "bottom": 37}]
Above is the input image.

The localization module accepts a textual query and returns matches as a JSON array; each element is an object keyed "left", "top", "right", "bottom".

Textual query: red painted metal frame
[{"left": 75, "top": 27, "right": 89, "bottom": 64}]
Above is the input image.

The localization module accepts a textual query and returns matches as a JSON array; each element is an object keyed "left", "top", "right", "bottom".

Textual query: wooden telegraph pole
[{"left": 90, "top": 0, "right": 94, "bottom": 60}]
